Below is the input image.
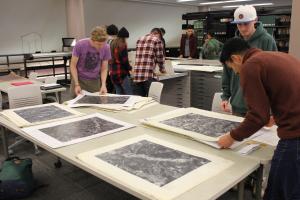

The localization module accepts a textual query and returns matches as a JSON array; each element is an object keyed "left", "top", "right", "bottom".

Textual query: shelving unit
[
  {"left": 182, "top": 6, "right": 291, "bottom": 53},
  {"left": 193, "top": 19, "right": 206, "bottom": 51},
  {"left": 274, "top": 15, "right": 291, "bottom": 52}
]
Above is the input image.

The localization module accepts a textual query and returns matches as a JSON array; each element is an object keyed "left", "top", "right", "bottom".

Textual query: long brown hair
[
  {"left": 110, "top": 37, "right": 126, "bottom": 57},
  {"left": 112, "top": 38, "right": 126, "bottom": 48}
]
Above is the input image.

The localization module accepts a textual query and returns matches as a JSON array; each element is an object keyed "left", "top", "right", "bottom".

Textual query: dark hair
[
  {"left": 207, "top": 31, "right": 215, "bottom": 37},
  {"left": 107, "top": 24, "right": 119, "bottom": 36},
  {"left": 220, "top": 37, "right": 251, "bottom": 64},
  {"left": 151, "top": 28, "right": 162, "bottom": 34},
  {"left": 186, "top": 24, "right": 194, "bottom": 30},
  {"left": 160, "top": 28, "right": 166, "bottom": 34},
  {"left": 151, "top": 28, "right": 162, "bottom": 39},
  {"left": 117, "top": 27, "right": 129, "bottom": 38}
]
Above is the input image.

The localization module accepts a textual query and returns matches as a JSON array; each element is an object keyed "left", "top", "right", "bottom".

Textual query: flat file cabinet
[{"left": 190, "top": 70, "right": 222, "bottom": 110}]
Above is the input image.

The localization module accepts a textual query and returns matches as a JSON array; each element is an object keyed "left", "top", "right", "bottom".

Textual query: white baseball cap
[{"left": 231, "top": 5, "right": 257, "bottom": 24}]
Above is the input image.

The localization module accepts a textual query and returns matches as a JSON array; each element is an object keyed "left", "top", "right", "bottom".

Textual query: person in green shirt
[
  {"left": 202, "top": 32, "right": 223, "bottom": 60},
  {"left": 221, "top": 5, "right": 277, "bottom": 116}
]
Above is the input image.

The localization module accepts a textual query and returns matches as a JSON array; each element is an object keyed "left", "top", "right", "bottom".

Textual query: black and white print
[
  {"left": 97, "top": 140, "right": 210, "bottom": 187},
  {"left": 40, "top": 117, "right": 123, "bottom": 142},
  {"left": 14, "top": 105, "right": 74, "bottom": 123},
  {"left": 160, "top": 113, "right": 240, "bottom": 137},
  {"left": 76, "top": 95, "right": 130, "bottom": 104}
]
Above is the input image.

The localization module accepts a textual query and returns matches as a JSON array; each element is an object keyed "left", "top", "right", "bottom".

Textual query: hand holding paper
[{"left": 218, "top": 132, "right": 235, "bottom": 149}]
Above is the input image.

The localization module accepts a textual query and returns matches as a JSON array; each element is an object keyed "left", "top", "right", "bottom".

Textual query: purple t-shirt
[{"left": 72, "top": 38, "right": 111, "bottom": 80}]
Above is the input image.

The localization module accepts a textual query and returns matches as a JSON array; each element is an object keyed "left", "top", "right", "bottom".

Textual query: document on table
[{"left": 252, "top": 127, "right": 279, "bottom": 146}]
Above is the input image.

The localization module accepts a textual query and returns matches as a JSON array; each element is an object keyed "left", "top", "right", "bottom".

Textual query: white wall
[
  {"left": 0, "top": 0, "right": 67, "bottom": 54},
  {"left": 83, "top": 0, "right": 198, "bottom": 48}
]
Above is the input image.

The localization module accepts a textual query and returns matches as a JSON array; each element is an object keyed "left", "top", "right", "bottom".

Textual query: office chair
[
  {"left": 148, "top": 82, "right": 164, "bottom": 103},
  {"left": 211, "top": 92, "right": 232, "bottom": 114},
  {"left": 7, "top": 84, "right": 42, "bottom": 155}
]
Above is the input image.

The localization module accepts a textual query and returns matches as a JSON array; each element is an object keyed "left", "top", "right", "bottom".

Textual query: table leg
[
  {"left": 255, "top": 165, "right": 264, "bottom": 200},
  {"left": 1, "top": 126, "right": 9, "bottom": 159},
  {"left": 63, "top": 57, "right": 68, "bottom": 85},
  {"left": 238, "top": 179, "right": 245, "bottom": 200},
  {"left": 57, "top": 92, "right": 62, "bottom": 104}
]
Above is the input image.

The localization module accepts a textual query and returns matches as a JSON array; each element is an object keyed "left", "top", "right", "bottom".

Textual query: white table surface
[
  {"left": 173, "top": 64, "right": 223, "bottom": 72},
  {"left": 0, "top": 103, "right": 265, "bottom": 200},
  {"left": 0, "top": 78, "right": 66, "bottom": 95}
]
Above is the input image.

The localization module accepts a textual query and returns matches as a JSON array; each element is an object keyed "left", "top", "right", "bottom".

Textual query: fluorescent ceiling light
[
  {"left": 177, "top": 0, "right": 196, "bottom": 2},
  {"left": 223, "top": 3, "right": 274, "bottom": 8},
  {"left": 200, "top": 0, "right": 252, "bottom": 5}
]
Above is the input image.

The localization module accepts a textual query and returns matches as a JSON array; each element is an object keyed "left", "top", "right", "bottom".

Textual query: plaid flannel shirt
[
  {"left": 109, "top": 45, "right": 131, "bottom": 85},
  {"left": 133, "top": 34, "right": 165, "bottom": 82}
]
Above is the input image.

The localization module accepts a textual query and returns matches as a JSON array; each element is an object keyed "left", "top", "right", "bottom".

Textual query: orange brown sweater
[{"left": 230, "top": 48, "right": 300, "bottom": 141}]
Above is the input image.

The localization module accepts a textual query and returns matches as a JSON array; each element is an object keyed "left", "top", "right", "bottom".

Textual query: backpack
[{"left": 0, "top": 157, "right": 35, "bottom": 200}]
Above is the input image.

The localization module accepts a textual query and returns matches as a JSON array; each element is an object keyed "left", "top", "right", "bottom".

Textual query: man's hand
[
  {"left": 160, "top": 68, "right": 166, "bottom": 74},
  {"left": 99, "top": 85, "right": 107, "bottom": 95},
  {"left": 218, "top": 132, "right": 235, "bottom": 149},
  {"left": 179, "top": 55, "right": 183, "bottom": 58},
  {"left": 74, "top": 85, "right": 82, "bottom": 96},
  {"left": 220, "top": 100, "right": 231, "bottom": 112},
  {"left": 188, "top": 56, "right": 192, "bottom": 59}
]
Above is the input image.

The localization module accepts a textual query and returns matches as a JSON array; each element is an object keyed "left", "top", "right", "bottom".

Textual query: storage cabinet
[{"left": 190, "top": 71, "right": 222, "bottom": 110}]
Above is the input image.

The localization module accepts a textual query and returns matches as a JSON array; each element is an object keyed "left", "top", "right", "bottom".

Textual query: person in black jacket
[{"left": 179, "top": 25, "right": 198, "bottom": 59}]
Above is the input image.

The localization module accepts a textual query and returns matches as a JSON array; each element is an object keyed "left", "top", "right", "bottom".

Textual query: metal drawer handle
[{"left": 213, "top": 75, "right": 222, "bottom": 78}]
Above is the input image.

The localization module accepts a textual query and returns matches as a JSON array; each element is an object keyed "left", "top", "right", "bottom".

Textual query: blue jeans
[
  {"left": 264, "top": 138, "right": 300, "bottom": 200},
  {"left": 113, "top": 76, "right": 133, "bottom": 95}
]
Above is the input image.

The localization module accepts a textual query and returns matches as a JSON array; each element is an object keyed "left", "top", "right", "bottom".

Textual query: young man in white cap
[{"left": 221, "top": 5, "right": 277, "bottom": 116}]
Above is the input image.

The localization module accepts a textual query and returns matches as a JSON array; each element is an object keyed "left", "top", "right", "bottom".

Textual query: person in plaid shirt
[
  {"left": 109, "top": 27, "right": 133, "bottom": 95},
  {"left": 133, "top": 28, "right": 166, "bottom": 97}
]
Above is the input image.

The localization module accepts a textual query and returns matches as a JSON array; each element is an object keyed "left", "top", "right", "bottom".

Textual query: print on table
[
  {"left": 160, "top": 113, "right": 240, "bottom": 137},
  {"left": 40, "top": 117, "right": 123, "bottom": 142},
  {"left": 14, "top": 105, "right": 74, "bottom": 123},
  {"left": 97, "top": 140, "right": 210, "bottom": 187},
  {"left": 76, "top": 95, "right": 130, "bottom": 104}
]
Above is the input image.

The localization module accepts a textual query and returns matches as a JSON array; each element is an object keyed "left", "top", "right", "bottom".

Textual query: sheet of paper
[
  {"left": 193, "top": 128, "right": 264, "bottom": 149},
  {"left": 141, "top": 107, "right": 269, "bottom": 149},
  {"left": 238, "top": 144, "right": 261, "bottom": 155},
  {"left": 77, "top": 135, "right": 233, "bottom": 200},
  {"left": 141, "top": 108, "right": 244, "bottom": 143},
  {"left": 22, "top": 113, "right": 135, "bottom": 148},
  {"left": 1, "top": 103, "right": 83, "bottom": 127},
  {"left": 252, "top": 127, "right": 279, "bottom": 146},
  {"left": 67, "top": 90, "right": 154, "bottom": 111}
]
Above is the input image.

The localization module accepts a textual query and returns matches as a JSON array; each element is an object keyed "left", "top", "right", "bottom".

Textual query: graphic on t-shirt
[{"left": 85, "top": 52, "right": 99, "bottom": 70}]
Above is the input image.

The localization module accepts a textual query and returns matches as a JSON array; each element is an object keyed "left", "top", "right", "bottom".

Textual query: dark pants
[
  {"left": 133, "top": 78, "right": 155, "bottom": 97},
  {"left": 106, "top": 74, "right": 115, "bottom": 93},
  {"left": 264, "top": 138, "right": 300, "bottom": 200}
]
